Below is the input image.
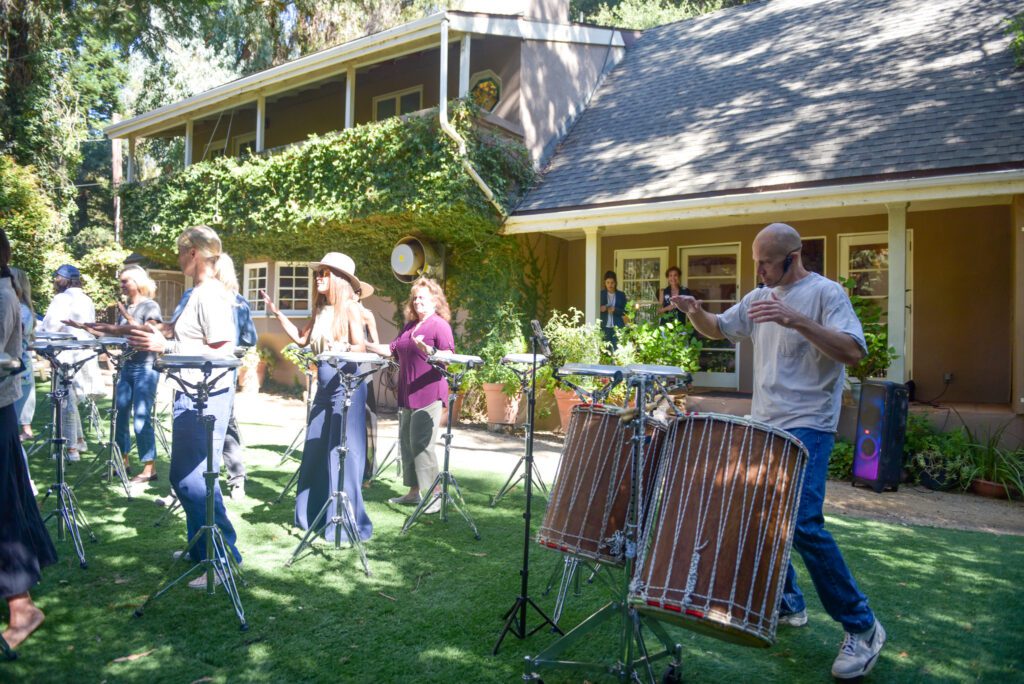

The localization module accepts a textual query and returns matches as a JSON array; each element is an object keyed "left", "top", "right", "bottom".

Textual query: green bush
[
  {"left": 828, "top": 439, "right": 855, "bottom": 480},
  {"left": 902, "top": 414, "right": 975, "bottom": 490},
  {"left": 610, "top": 318, "right": 703, "bottom": 371}
]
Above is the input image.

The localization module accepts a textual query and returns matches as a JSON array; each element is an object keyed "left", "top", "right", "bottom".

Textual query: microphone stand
[{"left": 493, "top": 330, "right": 562, "bottom": 654}]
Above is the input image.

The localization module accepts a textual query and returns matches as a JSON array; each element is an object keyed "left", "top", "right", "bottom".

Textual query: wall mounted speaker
[{"left": 390, "top": 236, "right": 444, "bottom": 283}]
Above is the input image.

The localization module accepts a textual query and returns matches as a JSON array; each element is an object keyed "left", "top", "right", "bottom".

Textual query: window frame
[
  {"left": 679, "top": 242, "right": 742, "bottom": 389},
  {"left": 243, "top": 262, "right": 269, "bottom": 317},
  {"left": 372, "top": 85, "right": 424, "bottom": 122},
  {"left": 613, "top": 247, "right": 669, "bottom": 325},
  {"left": 274, "top": 261, "right": 313, "bottom": 317}
]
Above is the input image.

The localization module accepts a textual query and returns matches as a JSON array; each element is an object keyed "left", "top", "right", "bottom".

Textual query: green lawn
[{"left": 5, "top": 389, "right": 1023, "bottom": 683}]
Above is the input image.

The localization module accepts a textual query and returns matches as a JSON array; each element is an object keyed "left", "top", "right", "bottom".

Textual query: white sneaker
[
  {"left": 832, "top": 620, "right": 886, "bottom": 679},
  {"left": 423, "top": 497, "right": 442, "bottom": 515},
  {"left": 778, "top": 609, "right": 808, "bottom": 628},
  {"left": 66, "top": 449, "right": 81, "bottom": 462}
]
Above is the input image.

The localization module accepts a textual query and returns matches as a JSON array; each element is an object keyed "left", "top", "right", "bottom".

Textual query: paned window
[
  {"left": 680, "top": 243, "right": 741, "bottom": 387},
  {"left": 275, "top": 262, "right": 312, "bottom": 315},
  {"left": 373, "top": 87, "right": 423, "bottom": 122},
  {"left": 243, "top": 263, "right": 268, "bottom": 315},
  {"left": 615, "top": 248, "right": 668, "bottom": 324}
]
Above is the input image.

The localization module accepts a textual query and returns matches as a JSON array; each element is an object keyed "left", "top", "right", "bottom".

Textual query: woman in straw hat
[{"left": 260, "top": 252, "right": 372, "bottom": 542}]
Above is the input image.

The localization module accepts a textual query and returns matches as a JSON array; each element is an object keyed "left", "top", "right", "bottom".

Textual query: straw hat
[
  {"left": 309, "top": 252, "right": 360, "bottom": 290},
  {"left": 357, "top": 280, "right": 375, "bottom": 299}
]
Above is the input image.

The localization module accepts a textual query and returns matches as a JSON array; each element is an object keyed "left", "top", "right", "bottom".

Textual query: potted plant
[
  {"left": 475, "top": 302, "right": 527, "bottom": 426},
  {"left": 238, "top": 345, "right": 274, "bottom": 393},
  {"left": 967, "top": 423, "right": 1024, "bottom": 500},
  {"left": 542, "top": 308, "right": 604, "bottom": 429}
]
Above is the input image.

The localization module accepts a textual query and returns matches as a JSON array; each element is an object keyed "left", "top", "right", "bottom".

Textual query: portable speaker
[{"left": 851, "top": 380, "right": 909, "bottom": 493}]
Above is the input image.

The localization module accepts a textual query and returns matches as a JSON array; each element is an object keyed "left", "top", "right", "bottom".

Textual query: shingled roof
[{"left": 515, "top": 0, "right": 1024, "bottom": 215}]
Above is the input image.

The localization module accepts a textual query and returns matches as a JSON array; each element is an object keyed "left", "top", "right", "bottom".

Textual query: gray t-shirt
[
  {"left": 168, "top": 280, "right": 236, "bottom": 391},
  {"left": 717, "top": 272, "right": 866, "bottom": 432},
  {"left": 119, "top": 298, "right": 163, "bottom": 365}
]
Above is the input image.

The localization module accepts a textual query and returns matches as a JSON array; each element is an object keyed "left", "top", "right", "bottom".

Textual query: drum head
[
  {"left": 157, "top": 354, "right": 241, "bottom": 370},
  {"left": 318, "top": 352, "right": 384, "bottom": 365}
]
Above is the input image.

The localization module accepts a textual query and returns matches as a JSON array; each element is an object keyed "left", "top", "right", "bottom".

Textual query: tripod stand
[
  {"left": 489, "top": 354, "right": 551, "bottom": 508},
  {"left": 401, "top": 353, "right": 482, "bottom": 540},
  {"left": 493, "top": 337, "right": 561, "bottom": 654},
  {"left": 287, "top": 353, "right": 382, "bottom": 574},
  {"left": 523, "top": 370, "right": 684, "bottom": 682},
  {"left": 73, "top": 339, "right": 134, "bottom": 498},
  {"left": 34, "top": 342, "right": 100, "bottom": 569},
  {"left": 134, "top": 357, "right": 248, "bottom": 630},
  {"left": 273, "top": 360, "right": 315, "bottom": 504}
]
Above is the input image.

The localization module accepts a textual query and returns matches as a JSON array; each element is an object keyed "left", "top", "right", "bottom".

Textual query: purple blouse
[{"left": 390, "top": 314, "right": 455, "bottom": 410}]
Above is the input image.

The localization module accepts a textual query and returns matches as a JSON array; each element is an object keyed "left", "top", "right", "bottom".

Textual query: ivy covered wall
[{"left": 119, "top": 103, "right": 538, "bottom": 348}]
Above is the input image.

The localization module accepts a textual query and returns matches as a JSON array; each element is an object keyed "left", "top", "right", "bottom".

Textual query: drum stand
[
  {"left": 493, "top": 338, "right": 560, "bottom": 654},
  {"left": 286, "top": 361, "right": 376, "bottom": 575},
  {"left": 370, "top": 441, "right": 400, "bottom": 481},
  {"left": 523, "top": 372, "right": 683, "bottom": 683},
  {"left": 135, "top": 363, "right": 248, "bottom": 629},
  {"left": 401, "top": 362, "right": 480, "bottom": 540},
  {"left": 273, "top": 365, "right": 315, "bottom": 504},
  {"left": 36, "top": 350, "right": 99, "bottom": 569},
  {"left": 490, "top": 362, "right": 550, "bottom": 508},
  {"left": 74, "top": 346, "right": 134, "bottom": 498}
]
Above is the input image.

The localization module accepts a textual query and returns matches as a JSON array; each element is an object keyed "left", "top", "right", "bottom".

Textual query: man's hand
[
  {"left": 127, "top": 323, "right": 167, "bottom": 353},
  {"left": 670, "top": 294, "right": 702, "bottom": 315},
  {"left": 748, "top": 292, "right": 804, "bottom": 328}
]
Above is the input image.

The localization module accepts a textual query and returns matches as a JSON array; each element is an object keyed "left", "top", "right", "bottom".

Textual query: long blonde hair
[
  {"left": 119, "top": 265, "right": 157, "bottom": 299},
  {"left": 214, "top": 253, "right": 240, "bottom": 294},
  {"left": 311, "top": 271, "right": 354, "bottom": 343},
  {"left": 403, "top": 277, "right": 450, "bottom": 323},
  {"left": 10, "top": 267, "right": 34, "bottom": 317}
]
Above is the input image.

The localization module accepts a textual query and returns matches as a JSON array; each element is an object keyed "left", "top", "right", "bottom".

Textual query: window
[
  {"left": 373, "top": 86, "right": 423, "bottom": 122},
  {"left": 233, "top": 132, "right": 257, "bottom": 157},
  {"left": 243, "top": 263, "right": 268, "bottom": 316},
  {"left": 838, "top": 231, "right": 913, "bottom": 373},
  {"left": 275, "top": 262, "right": 312, "bottom": 315},
  {"left": 150, "top": 272, "right": 184, "bottom": 321},
  {"left": 680, "top": 243, "right": 741, "bottom": 388},
  {"left": 615, "top": 248, "right": 668, "bottom": 324},
  {"left": 470, "top": 70, "right": 502, "bottom": 112}
]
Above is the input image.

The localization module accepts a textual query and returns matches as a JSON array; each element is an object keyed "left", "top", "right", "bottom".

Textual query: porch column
[
  {"left": 345, "top": 66, "right": 356, "bottom": 129},
  {"left": 886, "top": 202, "right": 908, "bottom": 383},
  {"left": 112, "top": 131, "right": 122, "bottom": 244},
  {"left": 584, "top": 226, "right": 604, "bottom": 324},
  {"left": 459, "top": 35, "right": 471, "bottom": 98},
  {"left": 126, "top": 137, "right": 136, "bottom": 183},
  {"left": 1013, "top": 194, "right": 1024, "bottom": 414},
  {"left": 256, "top": 95, "right": 266, "bottom": 152},
  {"left": 184, "top": 119, "right": 194, "bottom": 167}
]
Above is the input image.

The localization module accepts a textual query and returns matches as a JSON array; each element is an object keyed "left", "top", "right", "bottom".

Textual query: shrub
[{"left": 828, "top": 439, "right": 855, "bottom": 480}]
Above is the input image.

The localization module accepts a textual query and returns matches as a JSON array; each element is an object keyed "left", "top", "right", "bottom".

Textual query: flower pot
[
  {"left": 554, "top": 387, "right": 584, "bottom": 431},
  {"left": 238, "top": 361, "right": 266, "bottom": 393},
  {"left": 440, "top": 392, "right": 466, "bottom": 427},
  {"left": 970, "top": 478, "right": 1022, "bottom": 500},
  {"left": 483, "top": 382, "right": 521, "bottom": 425}
]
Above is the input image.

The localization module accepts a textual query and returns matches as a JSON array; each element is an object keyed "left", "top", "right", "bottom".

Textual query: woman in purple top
[{"left": 366, "top": 277, "right": 453, "bottom": 513}]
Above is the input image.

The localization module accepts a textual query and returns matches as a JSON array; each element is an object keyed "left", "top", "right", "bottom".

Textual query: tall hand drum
[
  {"left": 629, "top": 413, "right": 807, "bottom": 647},
  {"left": 537, "top": 404, "right": 667, "bottom": 566}
]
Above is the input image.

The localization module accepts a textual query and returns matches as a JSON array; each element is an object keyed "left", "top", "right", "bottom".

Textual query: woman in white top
[
  {"left": 10, "top": 268, "right": 35, "bottom": 441},
  {"left": 260, "top": 252, "right": 372, "bottom": 541},
  {"left": 128, "top": 226, "right": 241, "bottom": 579}
]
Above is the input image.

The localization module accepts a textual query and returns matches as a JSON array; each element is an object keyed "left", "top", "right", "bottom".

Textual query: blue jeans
[
  {"left": 115, "top": 362, "right": 160, "bottom": 463},
  {"left": 170, "top": 387, "right": 241, "bottom": 564},
  {"left": 782, "top": 428, "right": 875, "bottom": 634}
]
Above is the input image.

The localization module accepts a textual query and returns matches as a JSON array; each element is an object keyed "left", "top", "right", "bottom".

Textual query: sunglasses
[{"left": 314, "top": 268, "right": 332, "bottom": 279}]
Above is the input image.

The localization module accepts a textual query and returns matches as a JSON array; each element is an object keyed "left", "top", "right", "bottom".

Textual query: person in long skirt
[
  {"left": 127, "top": 226, "right": 241, "bottom": 587},
  {"left": 260, "top": 252, "right": 371, "bottom": 542},
  {"left": 0, "top": 228, "right": 57, "bottom": 650}
]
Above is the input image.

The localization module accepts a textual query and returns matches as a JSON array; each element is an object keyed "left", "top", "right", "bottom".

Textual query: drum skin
[
  {"left": 537, "top": 404, "right": 667, "bottom": 566},
  {"left": 631, "top": 413, "right": 807, "bottom": 648}
]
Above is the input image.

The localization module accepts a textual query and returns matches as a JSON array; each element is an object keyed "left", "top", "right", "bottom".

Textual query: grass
[{"left": 5, "top": 384, "right": 1024, "bottom": 683}]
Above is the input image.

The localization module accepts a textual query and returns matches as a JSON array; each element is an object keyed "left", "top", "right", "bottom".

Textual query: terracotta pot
[
  {"left": 237, "top": 361, "right": 266, "bottom": 393},
  {"left": 970, "top": 478, "right": 1022, "bottom": 500},
  {"left": 553, "top": 387, "right": 583, "bottom": 431},
  {"left": 440, "top": 392, "right": 466, "bottom": 427},
  {"left": 483, "top": 382, "right": 521, "bottom": 425}
]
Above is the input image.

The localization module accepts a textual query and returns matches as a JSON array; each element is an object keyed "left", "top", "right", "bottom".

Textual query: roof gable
[{"left": 517, "top": 0, "right": 1024, "bottom": 214}]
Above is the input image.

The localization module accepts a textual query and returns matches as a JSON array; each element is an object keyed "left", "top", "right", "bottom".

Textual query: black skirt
[{"left": 0, "top": 402, "right": 57, "bottom": 598}]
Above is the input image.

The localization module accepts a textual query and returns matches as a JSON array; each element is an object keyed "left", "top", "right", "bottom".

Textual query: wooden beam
[
  {"left": 459, "top": 34, "right": 471, "bottom": 98},
  {"left": 256, "top": 95, "right": 266, "bottom": 152},
  {"left": 584, "top": 226, "right": 604, "bottom": 324},
  {"left": 886, "top": 202, "right": 908, "bottom": 383},
  {"left": 184, "top": 119, "right": 194, "bottom": 167},
  {"left": 345, "top": 66, "right": 356, "bottom": 129}
]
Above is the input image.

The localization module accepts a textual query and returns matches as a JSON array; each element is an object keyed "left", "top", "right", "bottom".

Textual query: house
[
  {"left": 506, "top": 0, "right": 1024, "bottom": 436},
  {"left": 105, "top": 0, "right": 627, "bottom": 388}
]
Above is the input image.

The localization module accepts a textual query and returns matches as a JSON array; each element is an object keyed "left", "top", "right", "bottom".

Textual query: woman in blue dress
[{"left": 261, "top": 252, "right": 371, "bottom": 542}]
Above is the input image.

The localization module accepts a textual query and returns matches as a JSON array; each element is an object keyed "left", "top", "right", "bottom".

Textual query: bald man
[{"left": 672, "top": 223, "right": 885, "bottom": 680}]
